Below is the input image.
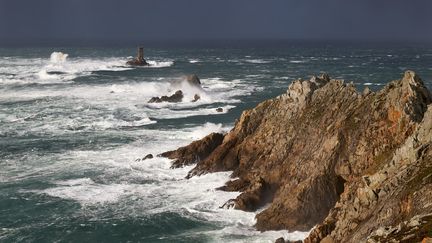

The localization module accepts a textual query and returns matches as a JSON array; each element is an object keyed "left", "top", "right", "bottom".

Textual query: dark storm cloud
[{"left": 1, "top": 0, "right": 432, "bottom": 45}]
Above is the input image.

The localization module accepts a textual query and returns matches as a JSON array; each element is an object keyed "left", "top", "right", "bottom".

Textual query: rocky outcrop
[
  {"left": 170, "top": 74, "right": 202, "bottom": 89},
  {"left": 149, "top": 75, "right": 203, "bottom": 103},
  {"left": 126, "top": 47, "right": 149, "bottom": 66},
  {"left": 160, "top": 133, "right": 225, "bottom": 168},
  {"left": 306, "top": 99, "right": 432, "bottom": 242},
  {"left": 148, "top": 90, "right": 184, "bottom": 103},
  {"left": 185, "top": 74, "right": 201, "bottom": 87},
  {"left": 163, "top": 71, "right": 432, "bottom": 242}
]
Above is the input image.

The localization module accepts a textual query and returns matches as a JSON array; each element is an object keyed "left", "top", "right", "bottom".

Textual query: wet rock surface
[
  {"left": 148, "top": 90, "right": 184, "bottom": 103},
  {"left": 159, "top": 132, "right": 225, "bottom": 168},
  {"left": 163, "top": 71, "right": 432, "bottom": 242}
]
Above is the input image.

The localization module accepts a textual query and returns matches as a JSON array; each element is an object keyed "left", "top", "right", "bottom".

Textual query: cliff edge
[{"left": 161, "top": 71, "right": 432, "bottom": 242}]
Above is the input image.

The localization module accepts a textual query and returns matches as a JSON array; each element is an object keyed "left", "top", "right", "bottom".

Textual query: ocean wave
[
  {"left": 146, "top": 105, "right": 235, "bottom": 120},
  {"left": 245, "top": 59, "right": 271, "bottom": 64},
  {"left": 16, "top": 118, "right": 305, "bottom": 241},
  {"left": 189, "top": 59, "right": 200, "bottom": 63},
  {"left": 50, "top": 51, "right": 68, "bottom": 63},
  {"left": 187, "top": 122, "right": 229, "bottom": 140},
  {"left": 289, "top": 60, "right": 307, "bottom": 63},
  {"left": 146, "top": 60, "right": 174, "bottom": 68}
]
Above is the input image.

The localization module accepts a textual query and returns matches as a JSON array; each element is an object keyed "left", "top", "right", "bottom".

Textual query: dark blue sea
[{"left": 1, "top": 45, "right": 431, "bottom": 242}]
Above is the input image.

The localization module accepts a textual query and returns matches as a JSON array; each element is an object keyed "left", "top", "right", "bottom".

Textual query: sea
[{"left": 1, "top": 44, "right": 431, "bottom": 242}]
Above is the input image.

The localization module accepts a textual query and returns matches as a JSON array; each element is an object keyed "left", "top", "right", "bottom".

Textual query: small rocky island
[
  {"left": 148, "top": 74, "right": 202, "bottom": 103},
  {"left": 126, "top": 47, "right": 149, "bottom": 66},
  {"left": 160, "top": 71, "right": 432, "bottom": 242}
]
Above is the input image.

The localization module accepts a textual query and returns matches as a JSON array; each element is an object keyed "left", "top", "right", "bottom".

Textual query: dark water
[{"left": 0, "top": 45, "right": 431, "bottom": 242}]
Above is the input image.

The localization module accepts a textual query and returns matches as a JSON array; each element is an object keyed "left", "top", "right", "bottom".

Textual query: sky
[{"left": 1, "top": 0, "right": 432, "bottom": 46}]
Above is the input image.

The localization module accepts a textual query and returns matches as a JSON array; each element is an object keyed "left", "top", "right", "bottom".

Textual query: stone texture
[
  {"left": 159, "top": 133, "right": 225, "bottom": 168},
  {"left": 162, "top": 71, "right": 432, "bottom": 242},
  {"left": 148, "top": 90, "right": 184, "bottom": 103}
]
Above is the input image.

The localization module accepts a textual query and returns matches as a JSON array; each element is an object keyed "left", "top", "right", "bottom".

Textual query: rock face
[
  {"left": 163, "top": 71, "right": 432, "bottom": 242},
  {"left": 148, "top": 90, "right": 184, "bottom": 103},
  {"left": 160, "top": 133, "right": 225, "bottom": 168},
  {"left": 185, "top": 74, "right": 201, "bottom": 87},
  {"left": 306, "top": 97, "right": 432, "bottom": 242}
]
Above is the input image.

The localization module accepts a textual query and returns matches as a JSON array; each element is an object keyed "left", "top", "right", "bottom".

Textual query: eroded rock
[
  {"left": 162, "top": 71, "right": 432, "bottom": 241},
  {"left": 159, "top": 132, "right": 225, "bottom": 168},
  {"left": 148, "top": 90, "right": 184, "bottom": 103}
]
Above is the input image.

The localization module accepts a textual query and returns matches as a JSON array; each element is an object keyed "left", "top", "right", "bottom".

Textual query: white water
[
  {"left": 0, "top": 51, "right": 307, "bottom": 242},
  {"left": 24, "top": 121, "right": 307, "bottom": 242}
]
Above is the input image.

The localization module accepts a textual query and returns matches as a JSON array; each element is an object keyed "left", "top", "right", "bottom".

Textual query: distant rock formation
[
  {"left": 126, "top": 47, "right": 149, "bottom": 66},
  {"left": 170, "top": 74, "right": 202, "bottom": 89},
  {"left": 185, "top": 74, "right": 201, "bottom": 87},
  {"left": 162, "top": 71, "right": 432, "bottom": 242},
  {"left": 148, "top": 74, "right": 203, "bottom": 103},
  {"left": 148, "top": 90, "right": 184, "bottom": 103}
]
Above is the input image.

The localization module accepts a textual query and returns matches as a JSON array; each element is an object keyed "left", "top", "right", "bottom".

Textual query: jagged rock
[
  {"left": 163, "top": 71, "right": 432, "bottom": 239},
  {"left": 275, "top": 237, "right": 285, "bottom": 243},
  {"left": 186, "top": 74, "right": 201, "bottom": 86},
  {"left": 220, "top": 176, "right": 269, "bottom": 211},
  {"left": 159, "top": 133, "right": 225, "bottom": 168},
  {"left": 126, "top": 47, "right": 149, "bottom": 66},
  {"left": 170, "top": 74, "right": 203, "bottom": 89},
  {"left": 363, "top": 86, "right": 371, "bottom": 96},
  {"left": 366, "top": 214, "right": 432, "bottom": 242},
  {"left": 192, "top": 94, "right": 200, "bottom": 102},
  {"left": 126, "top": 58, "right": 149, "bottom": 66},
  {"left": 306, "top": 103, "right": 432, "bottom": 242},
  {"left": 216, "top": 107, "right": 223, "bottom": 112},
  {"left": 148, "top": 90, "right": 184, "bottom": 103},
  {"left": 142, "top": 154, "right": 153, "bottom": 160}
]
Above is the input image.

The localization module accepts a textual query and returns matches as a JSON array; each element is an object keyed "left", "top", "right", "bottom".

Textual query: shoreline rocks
[
  {"left": 148, "top": 74, "right": 203, "bottom": 103},
  {"left": 148, "top": 90, "right": 184, "bottom": 103},
  {"left": 159, "top": 132, "right": 225, "bottom": 168},
  {"left": 162, "top": 71, "right": 432, "bottom": 242}
]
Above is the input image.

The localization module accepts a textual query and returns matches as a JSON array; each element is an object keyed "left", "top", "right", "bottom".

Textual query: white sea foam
[
  {"left": 187, "top": 122, "right": 227, "bottom": 139},
  {"left": 146, "top": 60, "right": 174, "bottom": 68},
  {"left": 363, "top": 82, "right": 384, "bottom": 86},
  {"left": 245, "top": 59, "right": 271, "bottom": 64},
  {"left": 147, "top": 105, "right": 235, "bottom": 120},
  {"left": 189, "top": 59, "right": 200, "bottom": 63},
  {"left": 50, "top": 52, "right": 68, "bottom": 63},
  {"left": 18, "top": 117, "right": 307, "bottom": 241},
  {"left": 289, "top": 60, "right": 306, "bottom": 63}
]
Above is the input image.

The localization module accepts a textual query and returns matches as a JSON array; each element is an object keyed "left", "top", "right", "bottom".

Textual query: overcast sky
[{"left": 1, "top": 0, "right": 432, "bottom": 46}]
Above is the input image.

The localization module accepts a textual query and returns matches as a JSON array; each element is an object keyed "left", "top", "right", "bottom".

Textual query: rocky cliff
[{"left": 161, "top": 71, "right": 432, "bottom": 242}]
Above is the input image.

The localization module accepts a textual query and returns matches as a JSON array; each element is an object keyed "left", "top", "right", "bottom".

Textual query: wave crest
[{"left": 50, "top": 52, "right": 68, "bottom": 63}]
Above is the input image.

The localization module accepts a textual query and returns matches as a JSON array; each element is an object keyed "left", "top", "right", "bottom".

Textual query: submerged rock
[
  {"left": 142, "top": 154, "right": 153, "bottom": 160},
  {"left": 216, "top": 107, "right": 223, "bottom": 112},
  {"left": 148, "top": 90, "right": 184, "bottom": 103},
  {"left": 162, "top": 71, "right": 432, "bottom": 241},
  {"left": 192, "top": 94, "right": 201, "bottom": 102}
]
